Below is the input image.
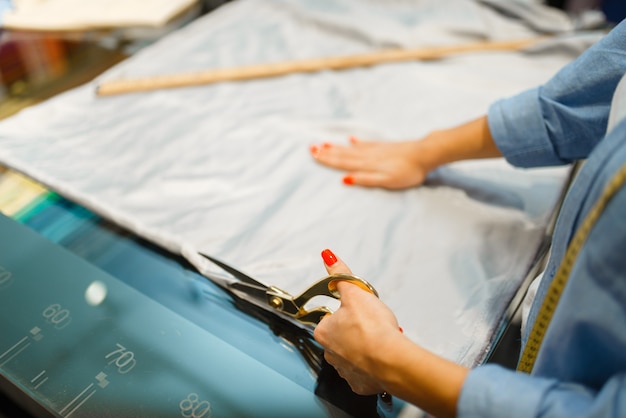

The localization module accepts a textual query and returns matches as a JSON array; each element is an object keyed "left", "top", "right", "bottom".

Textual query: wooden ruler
[
  {"left": 96, "top": 37, "right": 545, "bottom": 96},
  {"left": 517, "top": 162, "right": 626, "bottom": 373}
]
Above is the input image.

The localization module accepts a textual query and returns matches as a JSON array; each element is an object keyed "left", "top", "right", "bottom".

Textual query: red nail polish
[
  {"left": 310, "top": 145, "right": 320, "bottom": 157},
  {"left": 343, "top": 175, "right": 354, "bottom": 185},
  {"left": 349, "top": 136, "right": 359, "bottom": 144},
  {"left": 321, "top": 249, "right": 338, "bottom": 266},
  {"left": 322, "top": 142, "right": 332, "bottom": 149},
  {"left": 399, "top": 326, "right": 404, "bottom": 333}
]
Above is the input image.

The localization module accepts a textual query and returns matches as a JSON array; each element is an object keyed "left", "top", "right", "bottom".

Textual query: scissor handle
[
  {"left": 326, "top": 273, "right": 379, "bottom": 297},
  {"left": 295, "top": 273, "right": 378, "bottom": 305},
  {"left": 267, "top": 273, "right": 379, "bottom": 325}
]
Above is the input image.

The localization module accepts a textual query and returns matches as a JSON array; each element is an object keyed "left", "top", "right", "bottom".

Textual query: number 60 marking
[{"left": 42, "top": 303, "right": 72, "bottom": 329}]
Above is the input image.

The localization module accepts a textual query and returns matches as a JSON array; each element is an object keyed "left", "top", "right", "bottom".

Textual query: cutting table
[
  {"left": 0, "top": 168, "right": 396, "bottom": 417},
  {"left": 0, "top": 0, "right": 603, "bottom": 416}
]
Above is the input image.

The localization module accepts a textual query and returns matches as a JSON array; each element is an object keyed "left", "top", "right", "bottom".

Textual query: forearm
[
  {"left": 417, "top": 115, "right": 502, "bottom": 172},
  {"left": 370, "top": 334, "right": 469, "bottom": 418}
]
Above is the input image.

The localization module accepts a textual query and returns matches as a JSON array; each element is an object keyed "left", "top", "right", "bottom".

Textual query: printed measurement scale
[{"left": 0, "top": 213, "right": 398, "bottom": 417}]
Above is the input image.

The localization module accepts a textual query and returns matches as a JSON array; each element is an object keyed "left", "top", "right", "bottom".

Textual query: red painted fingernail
[
  {"left": 399, "top": 326, "right": 404, "bottom": 333},
  {"left": 310, "top": 144, "right": 320, "bottom": 157},
  {"left": 349, "top": 135, "right": 359, "bottom": 144},
  {"left": 322, "top": 142, "right": 332, "bottom": 149},
  {"left": 321, "top": 249, "right": 338, "bottom": 266},
  {"left": 343, "top": 175, "right": 354, "bottom": 185}
]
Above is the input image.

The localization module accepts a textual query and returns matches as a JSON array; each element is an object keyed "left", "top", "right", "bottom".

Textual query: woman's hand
[
  {"left": 313, "top": 249, "right": 469, "bottom": 418},
  {"left": 313, "top": 249, "right": 402, "bottom": 395},
  {"left": 309, "top": 116, "right": 502, "bottom": 190},
  {"left": 310, "top": 137, "right": 431, "bottom": 190}
]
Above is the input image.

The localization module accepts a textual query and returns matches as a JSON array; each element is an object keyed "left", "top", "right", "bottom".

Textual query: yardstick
[
  {"left": 96, "top": 37, "right": 545, "bottom": 96},
  {"left": 517, "top": 162, "right": 626, "bottom": 373}
]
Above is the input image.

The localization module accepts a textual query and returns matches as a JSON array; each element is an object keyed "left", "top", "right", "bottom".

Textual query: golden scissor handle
[
  {"left": 267, "top": 273, "right": 379, "bottom": 325},
  {"left": 302, "top": 273, "right": 378, "bottom": 300}
]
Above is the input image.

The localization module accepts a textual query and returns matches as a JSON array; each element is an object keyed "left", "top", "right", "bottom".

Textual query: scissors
[
  {"left": 200, "top": 253, "right": 394, "bottom": 408},
  {"left": 199, "top": 253, "right": 379, "bottom": 326}
]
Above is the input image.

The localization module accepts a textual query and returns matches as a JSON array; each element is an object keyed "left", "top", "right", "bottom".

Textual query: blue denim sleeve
[
  {"left": 487, "top": 21, "right": 626, "bottom": 168},
  {"left": 458, "top": 365, "right": 626, "bottom": 418},
  {"left": 457, "top": 122, "right": 626, "bottom": 417}
]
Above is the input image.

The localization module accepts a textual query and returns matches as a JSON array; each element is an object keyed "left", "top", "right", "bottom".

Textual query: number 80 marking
[{"left": 179, "top": 393, "right": 211, "bottom": 418}]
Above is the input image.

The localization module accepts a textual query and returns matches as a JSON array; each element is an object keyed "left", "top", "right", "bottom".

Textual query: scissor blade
[
  {"left": 228, "top": 280, "right": 269, "bottom": 303},
  {"left": 200, "top": 252, "right": 268, "bottom": 288}
]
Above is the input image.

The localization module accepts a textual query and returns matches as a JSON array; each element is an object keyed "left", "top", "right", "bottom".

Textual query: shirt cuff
[
  {"left": 487, "top": 88, "right": 567, "bottom": 168},
  {"left": 457, "top": 364, "right": 552, "bottom": 418}
]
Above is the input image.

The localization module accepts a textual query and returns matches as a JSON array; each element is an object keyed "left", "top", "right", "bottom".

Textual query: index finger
[{"left": 321, "top": 248, "right": 352, "bottom": 275}]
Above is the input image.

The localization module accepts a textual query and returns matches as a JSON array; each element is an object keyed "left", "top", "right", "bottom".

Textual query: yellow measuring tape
[
  {"left": 518, "top": 162, "right": 626, "bottom": 373},
  {"left": 96, "top": 37, "right": 545, "bottom": 96}
]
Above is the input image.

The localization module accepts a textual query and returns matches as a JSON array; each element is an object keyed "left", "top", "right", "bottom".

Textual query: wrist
[
  {"left": 415, "top": 130, "right": 455, "bottom": 172},
  {"left": 370, "top": 334, "right": 469, "bottom": 418},
  {"left": 416, "top": 115, "right": 502, "bottom": 171},
  {"left": 362, "top": 328, "right": 411, "bottom": 388}
]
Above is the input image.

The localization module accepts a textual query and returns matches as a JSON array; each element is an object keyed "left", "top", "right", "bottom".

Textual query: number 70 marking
[{"left": 105, "top": 343, "right": 136, "bottom": 374}]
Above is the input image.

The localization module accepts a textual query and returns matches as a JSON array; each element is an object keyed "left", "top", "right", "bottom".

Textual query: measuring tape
[
  {"left": 518, "top": 162, "right": 626, "bottom": 373},
  {"left": 96, "top": 37, "right": 545, "bottom": 96}
]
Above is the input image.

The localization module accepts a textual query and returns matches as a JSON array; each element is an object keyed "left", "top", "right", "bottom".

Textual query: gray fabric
[
  {"left": 608, "top": 73, "right": 626, "bottom": 133},
  {"left": 0, "top": 0, "right": 597, "bottom": 369}
]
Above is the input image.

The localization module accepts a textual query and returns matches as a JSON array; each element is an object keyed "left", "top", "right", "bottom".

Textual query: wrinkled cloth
[
  {"left": 0, "top": 0, "right": 593, "bottom": 369},
  {"left": 459, "top": 20, "right": 626, "bottom": 418}
]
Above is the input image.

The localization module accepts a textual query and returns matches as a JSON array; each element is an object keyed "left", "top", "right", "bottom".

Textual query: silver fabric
[
  {"left": 608, "top": 73, "right": 626, "bottom": 133},
  {"left": 0, "top": 0, "right": 597, "bottom": 367}
]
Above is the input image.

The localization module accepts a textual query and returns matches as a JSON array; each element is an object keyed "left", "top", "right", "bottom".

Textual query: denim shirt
[{"left": 458, "top": 20, "right": 626, "bottom": 417}]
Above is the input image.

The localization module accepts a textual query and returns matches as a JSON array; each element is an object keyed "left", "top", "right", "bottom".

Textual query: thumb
[{"left": 320, "top": 248, "right": 352, "bottom": 275}]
